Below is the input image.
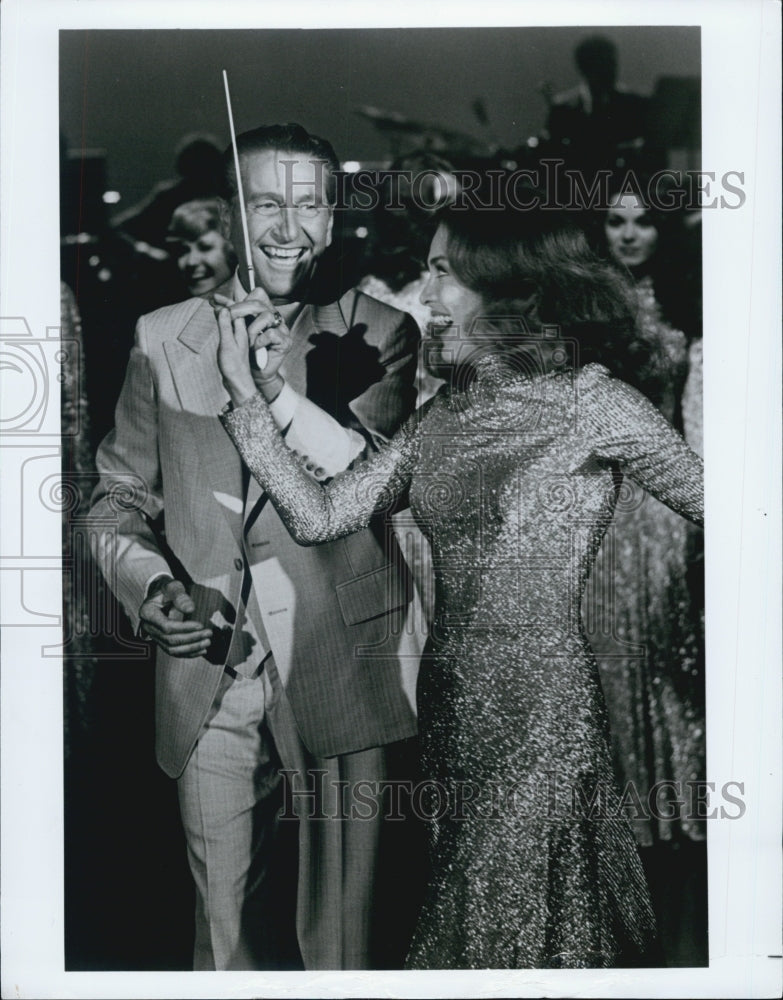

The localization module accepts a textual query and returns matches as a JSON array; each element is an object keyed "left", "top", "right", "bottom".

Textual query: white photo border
[{"left": 1, "top": 1, "right": 781, "bottom": 997}]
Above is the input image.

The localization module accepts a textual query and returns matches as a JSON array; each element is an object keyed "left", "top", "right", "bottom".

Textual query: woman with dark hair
[
  {"left": 213, "top": 200, "right": 703, "bottom": 969},
  {"left": 585, "top": 185, "right": 706, "bottom": 961},
  {"left": 599, "top": 187, "right": 702, "bottom": 417},
  {"left": 358, "top": 150, "right": 460, "bottom": 407},
  {"left": 358, "top": 152, "right": 461, "bottom": 627}
]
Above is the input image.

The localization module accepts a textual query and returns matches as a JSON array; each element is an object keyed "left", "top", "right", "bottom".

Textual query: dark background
[{"left": 60, "top": 26, "right": 700, "bottom": 207}]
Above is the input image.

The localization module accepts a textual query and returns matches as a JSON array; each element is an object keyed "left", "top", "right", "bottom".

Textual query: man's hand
[
  {"left": 214, "top": 287, "right": 292, "bottom": 405},
  {"left": 139, "top": 577, "right": 213, "bottom": 658}
]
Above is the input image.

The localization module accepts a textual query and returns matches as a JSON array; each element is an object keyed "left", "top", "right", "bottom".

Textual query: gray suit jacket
[{"left": 90, "top": 286, "right": 420, "bottom": 778}]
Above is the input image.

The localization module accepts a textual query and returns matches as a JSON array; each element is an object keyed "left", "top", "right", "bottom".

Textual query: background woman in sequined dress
[
  {"left": 584, "top": 183, "right": 706, "bottom": 963},
  {"left": 213, "top": 199, "right": 704, "bottom": 969}
]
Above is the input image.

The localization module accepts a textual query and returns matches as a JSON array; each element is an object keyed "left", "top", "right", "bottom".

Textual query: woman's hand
[
  {"left": 213, "top": 287, "right": 292, "bottom": 405},
  {"left": 215, "top": 301, "right": 257, "bottom": 407}
]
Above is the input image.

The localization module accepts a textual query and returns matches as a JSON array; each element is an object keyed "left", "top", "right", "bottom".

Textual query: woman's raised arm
[{"left": 221, "top": 393, "right": 420, "bottom": 544}]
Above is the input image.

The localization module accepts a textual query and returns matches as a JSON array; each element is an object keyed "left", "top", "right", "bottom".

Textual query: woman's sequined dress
[{"left": 222, "top": 357, "right": 703, "bottom": 969}]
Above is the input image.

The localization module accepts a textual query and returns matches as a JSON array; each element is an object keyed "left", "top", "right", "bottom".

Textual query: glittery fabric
[
  {"left": 60, "top": 283, "right": 99, "bottom": 758},
  {"left": 584, "top": 280, "right": 705, "bottom": 846},
  {"left": 221, "top": 357, "right": 703, "bottom": 968}
]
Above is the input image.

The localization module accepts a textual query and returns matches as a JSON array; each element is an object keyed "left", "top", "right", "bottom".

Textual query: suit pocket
[{"left": 335, "top": 563, "right": 412, "bottom": 627}]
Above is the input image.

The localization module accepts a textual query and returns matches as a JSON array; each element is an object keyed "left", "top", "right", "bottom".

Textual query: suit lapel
[
  {"left": 170, "top": 289, "right": 354, "bottom": 540},
  {"left": 279, "top": 294, "right": 351, "bottom": 395},
  {"left": 163, "top": 299, "right": 244, "bottom": 550},
  {"left": 278, "top": 305, "right": 314, "bottom": 396},
  {"left": 238, "top": 306, "right": 314, "bottom": 535}
]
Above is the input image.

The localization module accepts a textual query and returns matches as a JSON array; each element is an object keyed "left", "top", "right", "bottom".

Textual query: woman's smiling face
[
  {"left": 419, "top": 223, "right": 486, "bottom": 377},
  {"left": 175, "top": 230, "right": 234, "bottom": 296},
  {"left": 604, "top": 192, "right": 659, "bottom": 270}
]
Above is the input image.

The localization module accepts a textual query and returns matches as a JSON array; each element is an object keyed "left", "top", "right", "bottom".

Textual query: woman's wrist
[{"left": 226, "top": 376, "right": 258, "bottom": 408}]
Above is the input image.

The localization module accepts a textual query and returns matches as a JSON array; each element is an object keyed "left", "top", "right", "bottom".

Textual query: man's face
[{"left": 224, "top": 148, "right": 334, "bottom": 302}]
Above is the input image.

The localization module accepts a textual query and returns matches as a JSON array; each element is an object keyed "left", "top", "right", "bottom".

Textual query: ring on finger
[{"left": 268, "top": 310, "right": 283, "bottom": 329}]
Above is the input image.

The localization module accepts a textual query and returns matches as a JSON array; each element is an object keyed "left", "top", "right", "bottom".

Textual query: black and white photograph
[{"left": 1, "top": 2, "right": 780, "bottom": 998}]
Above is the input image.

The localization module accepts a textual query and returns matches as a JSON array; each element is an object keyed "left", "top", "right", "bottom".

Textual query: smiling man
[
  {"left": 89, "top": 123, "right": 423, "bottom": 971},
  {"left": 225, "top": 141, "right": 333, "bottom": 299}
]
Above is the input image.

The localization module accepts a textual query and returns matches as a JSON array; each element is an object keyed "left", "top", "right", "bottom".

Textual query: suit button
[
  {"left": 234, "top": 558, "right": 243, "bottom": 570},
  {"left": 314, "top": 467, "right": 325, "bottom": 477}
]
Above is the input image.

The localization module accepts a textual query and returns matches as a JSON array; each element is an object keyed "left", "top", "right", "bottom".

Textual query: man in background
[{"left": 546, "top": 35, "right": 650, "bottom": 175}]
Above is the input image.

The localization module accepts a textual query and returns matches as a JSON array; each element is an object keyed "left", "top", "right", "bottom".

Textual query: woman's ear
[
  {"left": 477, "top": 295, "right": 539, "bottom": 339},
  {"left": 502, "top": 289, "right": 541, "bottom": 330}
]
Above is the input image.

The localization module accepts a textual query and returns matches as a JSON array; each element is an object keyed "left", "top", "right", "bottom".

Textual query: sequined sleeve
[
  {"left": 220, "top": 392, "right": 421, "bottom": 544},
  {"left": 582, "top": 365, "right": 704, "bottom": 525}
]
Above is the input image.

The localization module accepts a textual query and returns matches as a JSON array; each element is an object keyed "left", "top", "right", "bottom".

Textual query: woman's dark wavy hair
[{"left": 436, "top": 198, "right": 655, "bottom": 392}]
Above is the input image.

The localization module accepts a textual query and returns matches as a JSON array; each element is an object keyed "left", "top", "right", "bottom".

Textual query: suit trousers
[
  {"left": 177, "top": 655, "right": 424, "bottom": 971},
  {"left": 264, "top": 653, "right": 424, "bottom": 970},
  {"left": 176, "top": 668, "right": 298, "bottom": 971}
]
